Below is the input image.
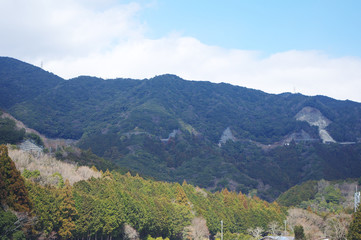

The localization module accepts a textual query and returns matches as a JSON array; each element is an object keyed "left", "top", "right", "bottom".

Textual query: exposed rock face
[
  {"left": 319, "top": 129, "right": 335, "bottom": 143},
  {"left": 295, "top": 107, "right": 336, "bottom": 143},
  {"left": 218, "top": 127, "right": 236, "bottom": 146},
  {"left": 295, "top": 107, "right": 331, "bottom": 128}
]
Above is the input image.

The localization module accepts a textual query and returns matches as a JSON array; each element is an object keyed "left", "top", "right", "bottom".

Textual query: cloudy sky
[{"left": 1, "top": 0, "right": 361, "bottom": 102}]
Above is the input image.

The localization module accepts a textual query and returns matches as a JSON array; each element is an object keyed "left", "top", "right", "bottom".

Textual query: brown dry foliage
[
  {"left": 123, "top": 224, "right": 140, "bottom": 240},
  {"left": 8, "top": 147, "right": 101, "bottom": 185},
  {"left": 184, "top": 217, "right": 210, "bottom": 240},
  {"left": 287, "top": 208, "right": 326, "bottom": 240},
  {"left": 287, "top": 208, "right": 352, "bottom": 240}
]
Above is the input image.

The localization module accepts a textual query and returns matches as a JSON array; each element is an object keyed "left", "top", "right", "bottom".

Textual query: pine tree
[
  {"left": 0, "top": 170, "right": 6, "bottom": 203},
  {"left": 348, "top": 206, "right": 361, "bottom": 240},
  {"left": 294, "top": 225, "right": 305, "bottom": 240},
  {"left": 0, "top": 145, "right": 31, "bottom": 212},
  {"left": 58, "top": 179, "right": 77, "bottom": 239},
  {"left": 175, "top": 184, "right": 190, "bottom": 209}
]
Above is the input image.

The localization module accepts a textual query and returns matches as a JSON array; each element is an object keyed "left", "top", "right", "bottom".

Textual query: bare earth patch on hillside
[{"left": 296, "top": 106, "right": 336, "bottom": 143}]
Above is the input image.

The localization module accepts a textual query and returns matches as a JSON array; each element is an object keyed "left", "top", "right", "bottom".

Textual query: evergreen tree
[
  {"left": 58, "top": 179, "right": 77, "bottom": 239},
  {"left": 0, "top": 170, "right": 6, "bottom": 203},
  {"left": 26, "top": 182, "right": 60, "bottom": 236},
  {"left": 0, "top": 117, "right": 25, "bottom": 144},
  {"left": 0, "top": 145, "right": 31, "bottom": 212},
  {"left": 294, "top": 225, "right": 305, "bottom": 240},
  {"left": 348, "top": 206, "right": 361, "bottom": 240},
  {"left": 175, "top": 184, "right": 190, "bottom": 209},
  {"left": 25, "top": 168, "right": 286, "bottom": 239}
]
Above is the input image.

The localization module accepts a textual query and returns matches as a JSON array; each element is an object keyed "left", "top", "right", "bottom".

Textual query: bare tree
[
  {"left": 123, "top": 224, "right": 140, "bottom": 240},
  {"left": 268, "top": 221, "right": 281, "bottom": 236},
  {"left": 8, "top": 147, "right": 101, "bottom": 186},
  {"left": 325, "top": 214, "right": 351, "bottom": 240},
  {"left": 184, "top": 217, "right": 210, "bottom": 240},
  {"left": 247, "top": 227, "right": 264, "bottom": 239},
  {"left": 287, "top": 208, "right": 326, "bottom": 240},
  {"left": 193, "top": 217, "right": 210, "bottom": 240}
]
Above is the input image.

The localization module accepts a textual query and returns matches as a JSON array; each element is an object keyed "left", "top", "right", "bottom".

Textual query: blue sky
[
  {"left": 0, "top": 0, "right": 361, "bottom": 102},
  {"left": 141, "top": 0, "right": 361, "bottom": 57}
]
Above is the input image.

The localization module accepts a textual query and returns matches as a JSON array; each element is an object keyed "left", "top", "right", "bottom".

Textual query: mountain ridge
[{"left": 1, "top": 56, "right": 361, "bottom": 200}]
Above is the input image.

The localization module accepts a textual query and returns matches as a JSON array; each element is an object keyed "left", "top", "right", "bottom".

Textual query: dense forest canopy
[
  {"left": 1, "top": 145, "right": 286, "bottom": 239},
  {"left": 1, "top": 57, "right": 361, "bottom": 201},
  {"left": 1, "top": 57, "right": 361, "bottom": 239}
]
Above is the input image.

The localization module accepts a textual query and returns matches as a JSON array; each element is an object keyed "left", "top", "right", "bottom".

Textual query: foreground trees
[
  {"left": 294, "top": 225, "right": 305, "bottom": 240},
  {"left": 348, "top": 206, "right": 361, "bottom": 240},
  {"left": 0, "top": 145, "right": 31, "bottom": 212},
  {"left": 325, "top": 214, "right": 350, "bottom": 240},
  {"left": 1, "top": 144, "right": 286, "bottom": 239},
  {"left": 3, "top": 142, "right": 357, "bottom": 240},
  {"left": 27, "top": 171, "right": 285, "bottom": 239},
  {"left": 58, "top": 180, "right": 77, "bottom": 239},
  {"left": 0, "top": 145, "right": 32, "bottom": 239}
]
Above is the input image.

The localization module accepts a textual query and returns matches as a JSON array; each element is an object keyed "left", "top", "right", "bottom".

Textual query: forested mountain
[{"left": 1, "top": 56, "right": 361, "bottom": 200}]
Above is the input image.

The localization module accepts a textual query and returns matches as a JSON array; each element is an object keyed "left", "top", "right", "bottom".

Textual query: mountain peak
[{"left": 150, "top": 74, "right": 183, "bottom": 80}]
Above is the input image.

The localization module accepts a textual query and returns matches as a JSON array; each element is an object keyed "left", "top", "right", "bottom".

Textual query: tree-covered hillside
[
  {"left": 1, "top": 57, "right": 361, "bottom": 200},
  {"left": 2, "top": 57, "right": 361, "bottom": 143},
  {"left": 1, "top": 145, "right": 286, "bottom": 239},
  {"left": 277, "top": 179, "right": 359, "bottom": 214}
]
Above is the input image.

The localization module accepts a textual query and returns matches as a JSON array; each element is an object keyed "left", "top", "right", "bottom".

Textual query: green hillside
[
  {"left": 277, "top": 178, "right": 359, "bottom": 215},
  {"left": 1, "top": 57, "right": 361, "bottom": 200},
  {"left": 1, "top": 145, "right": 285, "bottom": 239}
]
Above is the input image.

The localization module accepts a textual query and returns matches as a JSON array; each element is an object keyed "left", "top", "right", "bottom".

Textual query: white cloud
[
  {"left": 0, "top": 0, "right": 144, "bottom": 59},
  {"left": 1, "top": 0, "right": 361, "bottom": 102}
]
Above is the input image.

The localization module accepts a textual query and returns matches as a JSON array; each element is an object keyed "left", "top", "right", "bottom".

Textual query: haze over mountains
[{"left": 1, "top": 56, "right": 361, "bottom": 200}]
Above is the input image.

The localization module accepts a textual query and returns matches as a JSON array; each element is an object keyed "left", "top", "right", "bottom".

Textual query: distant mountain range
[{"left": 1, "top": 56, "right": 361, "bottom": 200}]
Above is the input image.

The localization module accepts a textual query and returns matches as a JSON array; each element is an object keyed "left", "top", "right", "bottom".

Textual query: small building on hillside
[{"left": 19, "top": 140, "right": 43, "bottom": 153}]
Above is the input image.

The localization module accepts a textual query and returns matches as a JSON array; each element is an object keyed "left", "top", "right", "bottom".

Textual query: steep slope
[
  {"left": 1, "top": 57, "right": 361, "bottom": 200},
  {"left": 0, "top": 110, "right": 118, "bottom": 172},
  {"left": 0, "top": 57, "right": 62, "bottom": 108},
  {"left": 296, "top": 106, "right": 335, "bottom": 143}
]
